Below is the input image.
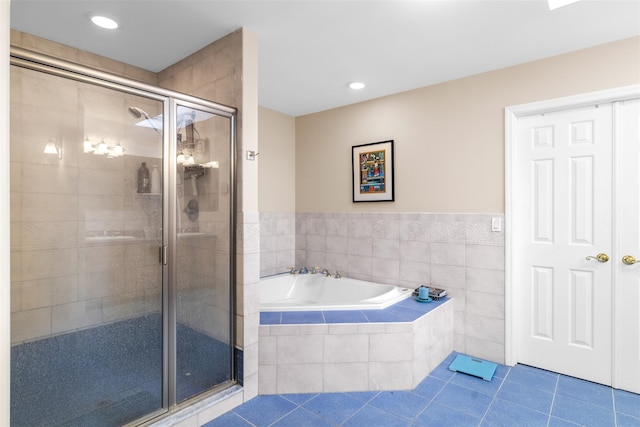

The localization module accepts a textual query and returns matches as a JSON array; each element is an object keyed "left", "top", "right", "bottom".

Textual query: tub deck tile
[
  {"left": 281, "top": 311, "right": 326, "bottom": 324},
  {"left": 361, "top": 310, "right": 406, "bottom": 323},
  {"left": 260, "top": 297, "right": 450, "bottom": 325},
  {"left": 260, "top": 312, "right": 282, "bottom": 325},
  {"left": 323, "top": 310, "right": 368, "bottom": 324}
]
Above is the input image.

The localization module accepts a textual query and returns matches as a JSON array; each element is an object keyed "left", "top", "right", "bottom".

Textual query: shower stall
[{"left": 9, "top": 48, "right": 236, "bottom": 426}]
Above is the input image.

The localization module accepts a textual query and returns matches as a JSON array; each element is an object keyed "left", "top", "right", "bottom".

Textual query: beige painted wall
[
  {"left": 258, "top": 106, "right": 296, "bottom": 212},
  {"left": 295, "top": 36, "right": 640, "bottom": 213}
]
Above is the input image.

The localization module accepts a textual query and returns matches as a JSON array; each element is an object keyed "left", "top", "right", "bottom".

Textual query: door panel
[
  {"left": 517, "top": 105, "right": 613, "bottom": 385},
  {"left": 174, "top": 104, "right": 233, "bottom": 402},
  {"left": 616, "top": 99, "right": 640, "bottom": 393},
  {"left": 9, "top": 66, "right": 165, "bottom": 425}
]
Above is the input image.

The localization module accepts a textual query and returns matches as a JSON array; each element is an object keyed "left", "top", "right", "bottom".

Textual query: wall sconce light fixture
[
  {"left": 83, "top": 137, "right": 125, "bottom": 158},
  {"left": 43, "top": 139, "right": 62, "bottom": 159}
]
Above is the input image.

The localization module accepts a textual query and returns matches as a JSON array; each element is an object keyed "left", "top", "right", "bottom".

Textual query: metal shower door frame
[{"left": 10, "top": 46, "right": 238, "bottom": 424}]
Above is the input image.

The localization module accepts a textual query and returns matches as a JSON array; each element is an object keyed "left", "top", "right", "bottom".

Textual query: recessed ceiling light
[
  {"left": 348, "top": 82, "right": 366, "bottom": 90},
  {"left": 90, "top": 15, "right": 119, "bottom": 29}
]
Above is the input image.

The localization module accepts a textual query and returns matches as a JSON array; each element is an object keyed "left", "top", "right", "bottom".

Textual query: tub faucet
[
  {"left": 321, "top": 269, "right": 330, "bottom": 277},
  {"left": 334, "top": 271, "right": 342, "bottom": 279},
  {"left": 310, "top": 266, "right": 320, "bottom": 274},
  {"left": 298, "top": 266, "right": 309, "bottom": 274},
  {"left": 286, "top": 266, "right": 297, "bottom": 274}
]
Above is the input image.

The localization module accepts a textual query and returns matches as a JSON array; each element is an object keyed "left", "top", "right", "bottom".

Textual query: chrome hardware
[
  {"left": 299, "top": 266, "right": 309, "bottom": 274},
  {"left": 159, "top": 245, "right": 167, "bottom": 265},
  {"left": 321, "top": 269, "right": 330, "bottom": 277},
  {"left": 585, "top": 253, "right": 609, "bottom": 263},
  {"left": 334, "top": 271, "right": 342, "bottom": 279},
  {"left": 622, "top": 255, "right": 638, "bottom": 265},
  {"left": 286, "top": 266, "right": 297, "bottom": 274},
  {"left": 310, "top": 266, "right": 320, "bottom": 274}
]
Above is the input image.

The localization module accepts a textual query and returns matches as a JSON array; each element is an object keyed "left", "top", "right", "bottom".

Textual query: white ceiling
[{"left": 10, "top": 0, "right": 640, "bottom": 117}]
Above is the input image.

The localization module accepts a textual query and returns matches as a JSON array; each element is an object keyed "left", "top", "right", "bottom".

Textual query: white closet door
[
  {"left": 616, "top": 99, "right": 640, "bottom": 393},
  {"left": 516, "top": 105, "right": 613, "bottom": 386}
]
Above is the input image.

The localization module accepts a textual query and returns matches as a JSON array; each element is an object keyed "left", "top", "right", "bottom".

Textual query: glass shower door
[
  {"left": 10, "top": 65, "right": 165, "bottom": 426},
  {"left": 11, "top": 48, "right": 237, "bottom": 426},
  {"left": 173, "top": 104, "right": 234, "bottom": 402}
]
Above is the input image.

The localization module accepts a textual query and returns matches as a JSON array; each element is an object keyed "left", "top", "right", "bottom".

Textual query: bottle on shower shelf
[{"left": 137, "top": 162, "right": 150, "bottom": 193}]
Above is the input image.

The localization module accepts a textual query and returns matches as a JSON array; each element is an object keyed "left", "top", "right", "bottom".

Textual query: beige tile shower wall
[
  {"left": 10, "top": 31, "right": 162, "bottom": 344},
  {"left": 10, "top": 30, "right": 157, "bottom": 85},
  {"left": 10, "top": 65, "right": 163, "bottom": 344},
  {"left": 295, "top": 212, "right": 506, "bottom": 364},
  {"left": 157, "top": 28, "right": 261, "bottom": 401}
]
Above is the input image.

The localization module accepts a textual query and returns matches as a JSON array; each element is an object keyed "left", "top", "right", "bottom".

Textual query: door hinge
[{"left": 159, "top": 245, "right": 168, "bottom": 265}]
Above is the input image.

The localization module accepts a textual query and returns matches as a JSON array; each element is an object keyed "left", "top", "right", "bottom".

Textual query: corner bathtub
[{"left": 260, "top": 273, "right": 413, "bottom": 312}]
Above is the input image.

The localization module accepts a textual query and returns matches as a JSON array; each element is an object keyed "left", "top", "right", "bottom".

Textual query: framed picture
[{"left": 352, "top": 140, "right": 395, "bottom": 202}]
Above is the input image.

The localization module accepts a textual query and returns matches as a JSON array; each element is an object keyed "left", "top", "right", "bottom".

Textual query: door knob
[
  {"left": 585, "top": 253, "right": 609, "bottom": 263},
  {"left": 622, "top": 255, "right": 638, "bottom": 265}
]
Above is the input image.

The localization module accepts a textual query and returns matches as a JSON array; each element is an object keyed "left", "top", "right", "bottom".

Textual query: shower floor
[{"left": 11, "top": 314, "right": 231, "bottom": 427}]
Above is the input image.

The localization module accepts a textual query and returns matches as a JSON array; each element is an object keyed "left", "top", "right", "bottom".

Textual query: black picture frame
[{"left": 352, "top": 140, "right": 395, "bottom": 202}]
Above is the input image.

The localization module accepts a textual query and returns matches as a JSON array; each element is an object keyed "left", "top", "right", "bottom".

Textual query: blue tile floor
[{"left": 203, "top": 352, "right": 640, "bottom": 427}]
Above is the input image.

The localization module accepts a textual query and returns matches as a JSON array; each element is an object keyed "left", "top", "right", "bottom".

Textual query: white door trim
[{"left": 504, "top": 84, "right": 640, "bottom": 368}]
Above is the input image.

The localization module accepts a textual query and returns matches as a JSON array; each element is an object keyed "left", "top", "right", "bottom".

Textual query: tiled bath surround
[
  {"left": 260, "top": 212, "right": 505, "bottom": 364},
  {"left": 259, "top": 212, "right": 296, "bottom": 277},
  {"left": 259, "top": 299, "right": 454, "bottom": 395}
]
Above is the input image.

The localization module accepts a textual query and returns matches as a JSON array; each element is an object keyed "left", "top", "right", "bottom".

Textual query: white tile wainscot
[{"left": 258, "top": 298, "right": 454, "bottom": 394}]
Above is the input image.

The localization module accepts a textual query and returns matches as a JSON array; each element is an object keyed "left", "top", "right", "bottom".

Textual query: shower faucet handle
[
  {"left": 286, "top": 266, "right": 297, "bottom": 274},
  {"left": 310, "top": 266, "right": 320, "bottom": 274}
]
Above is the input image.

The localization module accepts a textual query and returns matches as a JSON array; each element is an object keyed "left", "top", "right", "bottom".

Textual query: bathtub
[{"left": 260, "top": 273, "right": 413, "bottom": 311}]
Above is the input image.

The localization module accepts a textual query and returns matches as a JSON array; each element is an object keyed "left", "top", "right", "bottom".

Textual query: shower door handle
[{"left": 159, "top": 245, "right": 168, "bottom": 265}]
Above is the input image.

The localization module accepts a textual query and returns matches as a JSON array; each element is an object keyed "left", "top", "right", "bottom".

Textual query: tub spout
[{"left": 298, "top": 266, "right": 309, "bottom": 274}]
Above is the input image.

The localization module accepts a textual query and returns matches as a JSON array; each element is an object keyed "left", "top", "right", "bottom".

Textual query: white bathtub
[{"left": 260, "top": 273, "right": 413, "bottom": 311}]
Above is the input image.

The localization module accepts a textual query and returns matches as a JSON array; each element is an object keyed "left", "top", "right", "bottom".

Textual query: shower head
[
  {"left": 128, "top": 106, "right": 160, "bottom": 132},
  {"left": 128, "top": 106, "right": 143, "bottom": 119}
]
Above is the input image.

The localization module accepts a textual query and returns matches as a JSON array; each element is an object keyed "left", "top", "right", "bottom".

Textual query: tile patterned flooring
[{"left": 204, "top": 352, "right": 640, "bottom": 427}]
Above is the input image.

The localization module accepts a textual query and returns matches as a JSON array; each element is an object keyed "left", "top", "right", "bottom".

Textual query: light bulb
[
  {"left": 44, "top": 141, "right": 58, "bottom": 154},
  {"left": 91, "top": 15, "right": 118, "bottom": 29},
  {"left": 96, "top": 140, "right": 108, "bottom": 155},
  {"left": 177, "top": 151, "right": 185, "bottom": 164},
  {"left": 83, "top": 137, "right": 94, "bottom": 153},
  {"left": 112, "top": 143, "right": 124, "bottom": 157}
]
